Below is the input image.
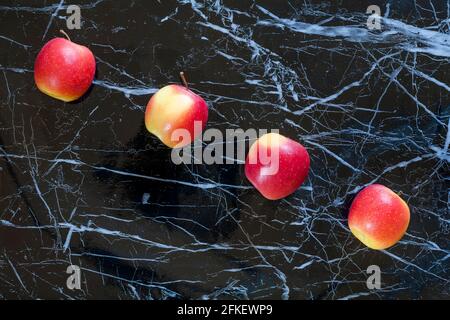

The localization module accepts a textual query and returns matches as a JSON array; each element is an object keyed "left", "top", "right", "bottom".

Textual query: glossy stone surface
[{"left": 0, "top": 0, "right": 448, "bottom": 299}]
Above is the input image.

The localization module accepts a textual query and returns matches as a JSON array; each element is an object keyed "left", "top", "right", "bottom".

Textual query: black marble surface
[{"left": 0, "top": 0, "right": 449, "bottom": 300}]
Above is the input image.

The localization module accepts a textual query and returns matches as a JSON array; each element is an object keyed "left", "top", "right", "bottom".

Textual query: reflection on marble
[{"left": 0, "top": 0, "right": 448, "bottom": 300}]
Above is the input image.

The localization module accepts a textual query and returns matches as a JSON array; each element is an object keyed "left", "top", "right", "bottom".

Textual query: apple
[
  {"left": 145, "top": 72, "right": 208, "bottom": 148},
  {"left": 34, "top": 30, "right": 96, "bottom": 102},
  {"left": 245, "top": 133, "right": 310, "bottom": 200},
  {"left": 348, "top": 184, "right": 410, "bottom": 250}
]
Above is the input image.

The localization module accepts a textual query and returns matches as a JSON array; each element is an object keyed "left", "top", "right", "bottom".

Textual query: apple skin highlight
[
  {"left": 34, "top": 38, "right": 96, "bottom": 102},
  {"left": 245, "top": 133, "right": 310, "bottom": 200},
  {"left": 348, "top": 184, "right": 410, "bottom": 250},
  {"left": 145, "top": 84, "right": 208, "bottom": 148}
]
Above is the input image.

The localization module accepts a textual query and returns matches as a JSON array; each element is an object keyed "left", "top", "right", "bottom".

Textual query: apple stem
[
  {"left": 59, "top": 29, "right": 71, "bottom": 42},
  {"left": 179, "top": 72, "right": 189, "bottom": 89}
]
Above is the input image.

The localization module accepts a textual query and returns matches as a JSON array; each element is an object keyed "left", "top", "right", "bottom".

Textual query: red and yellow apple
[
  {"left": 245, "top": 133, "right": 310, "bottom": 200},
  {"left": 34, "top": 33, "right": 96, "bottom": 102},
  {"left": 145, "top": 79, "right": 208, "bottom": 148},
  {"left": 348, "top": 184, "right": 410, "bottom": 250}
]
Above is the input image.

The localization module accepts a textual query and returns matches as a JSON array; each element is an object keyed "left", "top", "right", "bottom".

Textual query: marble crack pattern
[{"left": 0, "top": 0, "right": 449, "bottom": 299}]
